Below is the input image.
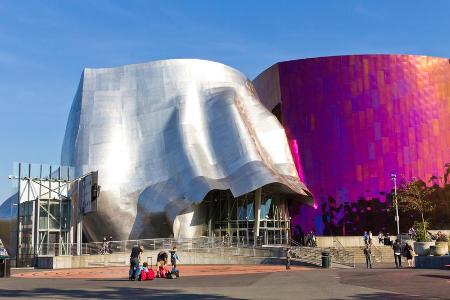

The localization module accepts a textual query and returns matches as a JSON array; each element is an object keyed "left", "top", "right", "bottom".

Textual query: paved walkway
[
  {"left": 12, "top": 265, "right": 310, "bottom": 279},
  {"left": 1, "top": 265, "right": 449, "bottom": 299}
]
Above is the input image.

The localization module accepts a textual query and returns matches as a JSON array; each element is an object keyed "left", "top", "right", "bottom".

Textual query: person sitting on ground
[
  {"left": 363, "top": 244, "right": 373, "bottom": 269},
  {"left": 156, "top": 251, "right": 168, "bottom": 277},
  {"left": 138, "top": 262, "right": 155, "bottom": 281},
  {"left": 158, "top": 261, "right": 169, "bottom": 278}
]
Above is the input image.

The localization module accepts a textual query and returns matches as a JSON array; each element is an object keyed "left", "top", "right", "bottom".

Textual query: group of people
[
  {"left": 392, "top": 239, "right": 415, "bottom": 268},
  {"left": 128, "top": 245, "right": 181, "bottom": 281},
  {"left": 377, "top": 231, "right": 393, "bottom": 245},
  {"left": 408, "top": 227, "right": 417, "bottom": 240},
  {"left": 304, "top": 230, "right": 317, "bottom": 247},
  {"left": 101, "top": 236, "right": 113, "bottom": 254},
  {"left": 363, "top": 230, "right": 415, "bottom": 269}
]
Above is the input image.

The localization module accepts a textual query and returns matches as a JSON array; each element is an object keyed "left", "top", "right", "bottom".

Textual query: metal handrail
[
  {"left": 36, "top": 235, "right": 269, "bottom": 256},
  {"left": 331, "top": 237, "right": 355, "bottom": 268},
  {"left": 370, "top": 243, "right": 383, "bottom": 262},
  {"left": 289, "top": 245, "right": 323, "bottom": 266}
]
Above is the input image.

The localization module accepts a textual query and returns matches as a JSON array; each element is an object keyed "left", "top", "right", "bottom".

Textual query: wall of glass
[
  {"left": 203, "top": 187, "right": 291, "bottom": 245},
  {"left": 14, "top": 163, "right": 74, "bottom": 266}
]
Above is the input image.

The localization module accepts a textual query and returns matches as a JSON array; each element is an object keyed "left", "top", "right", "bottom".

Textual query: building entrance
[{"left": 202, "top": 187, "right": 291, "bottom": 246}]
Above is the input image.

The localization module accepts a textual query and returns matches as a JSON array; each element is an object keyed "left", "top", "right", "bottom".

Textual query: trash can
[
  {"left": 0, "top": 256, "right": 11, "bottom": 278},
  {"left": 321, "top": 252, "right": 331, "bottom": 268}
]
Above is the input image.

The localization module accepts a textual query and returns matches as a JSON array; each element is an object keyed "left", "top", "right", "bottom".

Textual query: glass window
[
  {"left": 49, "top": 202, "right": 61, "bottom": 229},
  {"left": 260, "top": 197, "right": 272, "bottom": 219},
  {"left": 39, "top": 202, "right": 48, "bottom": 229},
  {"left": 61, "top": 202, "right": 70, "bottom": 229}
]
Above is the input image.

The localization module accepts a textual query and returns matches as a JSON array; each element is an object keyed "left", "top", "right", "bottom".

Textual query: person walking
[
  {"left": 129, "top": 245, "right": 143, "bottom": 280},
  {"left": 170, "top": 246, "right": 180, "bottom": 270},
  {"left": 393, "top": 240, "right": 402, "bottom": 268},
  {"left": 378, "top": 231, "right": 384, "bottom": 244},
  {"left": 108, "top": 236, "right": 113, "bottom": 254},
  {"left": 286, "top": 248, "right": 292, "bottom": 270},
  {"left": 404, "top": 242, "right": 415, "bottom": 267},
  {"left": 363, "top": 244, "right": 373, "bottom": 269},
  {"left": 368, "top": 231, "right": 373, "bottom": 245}
]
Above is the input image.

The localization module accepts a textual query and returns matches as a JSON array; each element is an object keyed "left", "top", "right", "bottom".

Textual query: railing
[
  {"left": 36, "top": 236, "right": 264, "bottom": 256},
  {"left": 34, "top": 236, "right": 353, "bottom": 269},
  {"left": 371, "top": 243, "right": 383, "bottom": 262},
  {"left": 331, "top": 237, "right": 355, "bottom": 268},
  {"left": 290, "top": 246, "right": 323, "bottom": 266}
]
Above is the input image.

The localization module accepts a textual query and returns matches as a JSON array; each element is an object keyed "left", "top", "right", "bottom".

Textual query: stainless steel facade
[{"left": 61, "top": 59, "right": 311, "bottom": 241}]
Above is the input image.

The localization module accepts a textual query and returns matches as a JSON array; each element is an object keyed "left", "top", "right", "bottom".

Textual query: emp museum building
[
  {"left": 61, "top": 59, "right": 312, "bottom": 245},
  {"left": 2, "top": 55, "right": 450, "bottom": 259}
]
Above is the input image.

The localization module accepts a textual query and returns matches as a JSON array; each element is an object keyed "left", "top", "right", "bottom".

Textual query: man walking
[
  {"left": 363, "top": 244, "right": 373, "bottom": 269},
  {"left": 393, "top": 240, "right": 402, "bottom": 268},
  {"left": 286, "top": 248, "right": 292, "bottom": 270}
]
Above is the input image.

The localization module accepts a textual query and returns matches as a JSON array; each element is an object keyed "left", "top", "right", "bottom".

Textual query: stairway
[{"left": 347, "top": 245, "right": 395, "bottom": 263}]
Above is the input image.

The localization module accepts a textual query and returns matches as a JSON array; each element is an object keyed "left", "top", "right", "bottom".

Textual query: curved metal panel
[
  {"left": 62, "top": 59, "right": 311, "bottom": 240},
  {"left": 254, "top": 54, "right": 450, "bottom": 235}
]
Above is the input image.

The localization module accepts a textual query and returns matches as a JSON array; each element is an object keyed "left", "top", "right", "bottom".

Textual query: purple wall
[{"left": 254, "top": 55, "right": 450, "bottom": 235}]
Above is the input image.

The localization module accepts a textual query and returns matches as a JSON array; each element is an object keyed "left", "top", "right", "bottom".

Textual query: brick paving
[{"left": 12, "top": 264, "right": 310, "bottom": 279}]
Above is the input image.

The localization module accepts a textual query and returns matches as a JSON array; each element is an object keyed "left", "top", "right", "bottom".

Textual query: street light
[{"left": 391, "top": 173, "right": 400, "bottom": 240}]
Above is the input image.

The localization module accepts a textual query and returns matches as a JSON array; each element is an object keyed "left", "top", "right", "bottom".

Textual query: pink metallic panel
[{"left": 255, "top": 55, "right": 450, "bottom": 235}]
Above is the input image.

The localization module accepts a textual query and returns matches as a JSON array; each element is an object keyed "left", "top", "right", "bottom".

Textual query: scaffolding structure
[{"left": 10, "top": 162, "right": 98, "bottom": 267}]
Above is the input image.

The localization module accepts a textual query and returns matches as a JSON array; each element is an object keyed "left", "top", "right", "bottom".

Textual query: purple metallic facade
[{"left": 254, "top": 55, "right": 450, "bottom": 235}]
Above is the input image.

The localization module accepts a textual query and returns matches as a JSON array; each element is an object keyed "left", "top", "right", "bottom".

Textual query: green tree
[{"left": 397, "top": 179, "right": 435, "bottom": 238}]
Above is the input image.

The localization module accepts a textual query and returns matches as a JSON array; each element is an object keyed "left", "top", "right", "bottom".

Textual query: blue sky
[{"left": 1, "top": 0, "right": 450, "bottom": 204}]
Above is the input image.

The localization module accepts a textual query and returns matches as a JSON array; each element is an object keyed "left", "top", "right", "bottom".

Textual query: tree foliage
[{"left": 397, "top": 178, "right": 435, "bottom": 238}]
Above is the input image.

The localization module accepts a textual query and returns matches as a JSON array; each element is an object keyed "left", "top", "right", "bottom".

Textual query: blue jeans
[
  {"left": 365, "top": 255, "right": 372, "bottom": 268},
  {"left": 129, "top": 258, "right": 139, "bottom": 279}
]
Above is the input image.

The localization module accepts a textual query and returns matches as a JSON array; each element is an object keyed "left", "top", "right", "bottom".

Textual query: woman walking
[{"left": 404, "top": 242, "right": 415, "bottom": 267}]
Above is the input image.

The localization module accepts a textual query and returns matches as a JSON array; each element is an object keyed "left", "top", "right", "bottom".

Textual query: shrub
[
  {"left": 436, "top": 233, "right": 449, "bottom": 242},
  {"left": 413, "top": 220, "right": 432, "bottom": 242}
]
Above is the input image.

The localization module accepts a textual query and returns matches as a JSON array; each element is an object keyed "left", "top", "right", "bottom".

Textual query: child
[
  {"left": 158, "top": 263, "right": 168, "bottom": 278},
  {"left": 139, "top": 262, "right": 155, "bottom": 281},
  {"left": 169, "top": 246, "right": 180, "bottom": 270}
]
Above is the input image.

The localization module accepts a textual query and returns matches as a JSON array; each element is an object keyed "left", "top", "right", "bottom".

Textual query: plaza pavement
[{"left": 0, "top": 264, "right": 448, "bottom": 299}]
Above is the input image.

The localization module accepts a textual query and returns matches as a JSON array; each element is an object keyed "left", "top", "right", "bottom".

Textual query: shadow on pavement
[
  {"left": 420, "top": 274, "right": 450, "bottom": 280},
  {"left": 337, "top": 292, "right": 425, "bottom": 299},
  {"left": 0, "top": 287, "right": 243, "bottom": 299}
]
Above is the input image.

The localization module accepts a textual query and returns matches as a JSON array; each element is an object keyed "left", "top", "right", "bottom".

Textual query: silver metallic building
[{"left": 61, "top": 59, "right": 311, "bottom": 242}]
